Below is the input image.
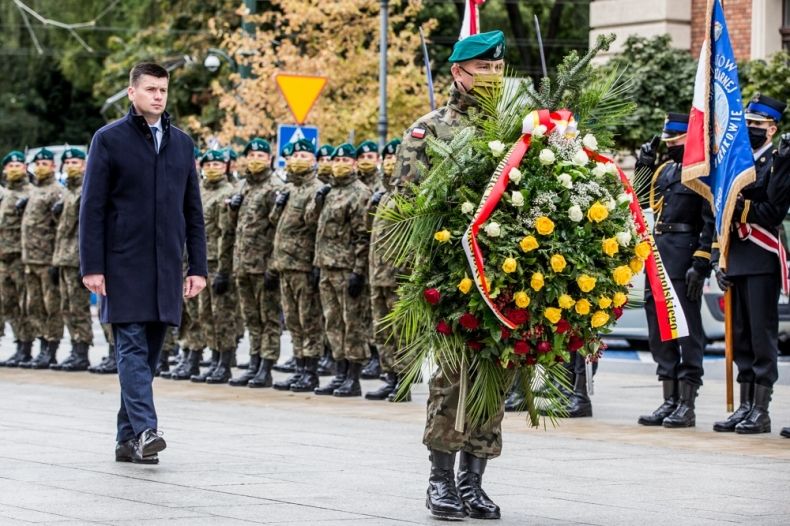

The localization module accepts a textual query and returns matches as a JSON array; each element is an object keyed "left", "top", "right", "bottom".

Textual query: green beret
[
  {"left": 291, "top": 139, "right": 316, "bottom": 154},
  {"left": 33, "top": 148, "right": 54, "bottom": 162},
  {"left": 222, "top": 147, "right": 238, "bottom": 162},
  {"left": 61, "top": 148, "right": 86, "bottom": 162},
  {"left": 331, "top": 143, "right": 357, "bottom": 160},
  {"left": 244, "top": 138, "right": 271, "bottom": 155},
  {"left": 356, "top": 140, "right": 379, "bottom": 157},
  {"left": 2, "top": 150, "right": 25, "bottom": 167},
  {"left": 317, "top": 144, "right": 334, "bottom": 159},
  {"left": 382, "top": 138, "right": 401, "bottom": 157},
  {"left": 448, "top": 30, "right": 506, "bottom": 63},
  {"left": 281, "top": 143, "right": 294, "bottom": 157},
  {"left": 194, "top": 146, "right": 202, "bottom": 160},
  {"left": 201, "top": 149, "right": 225, "bottom": 165}
]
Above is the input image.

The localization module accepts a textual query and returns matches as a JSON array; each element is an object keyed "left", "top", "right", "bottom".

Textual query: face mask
[
  {"left": 4, "top": 167, "right": 25, "bottom": 182},
  {"left": 34, "top": 165, "right": 54, "bottom": 181},
  {"left": 247, "top": 159, "right": 268, "bottom": 174},
  {"left": 286, "top": 159, "right": 313, "bottom": 175},
  {"left": 472, "top": 73, "right": 504, "bottom": 94},
  {"left": 667, "top": 145, "right": 685, "bottom": 164},
  {"left": 382, "top": 158, "right": 396, "bottom": 177},
  {"left": 317, "top": 163, "right": 333, "bottom": 177},
  {"left": 748, "top": 126, "right": 768, "bottom": 150},
  {"left": 332, "top": 163, "right": 353, "bottom": 178},
  {"left": 357, "top": 160, "right": 377, "bottom": 174},
  {"left": 203, "top": 168, "right": 225, "bottom": 182},
  {"left": 65, "top": 166, "right": 84, "bottom": 179}
]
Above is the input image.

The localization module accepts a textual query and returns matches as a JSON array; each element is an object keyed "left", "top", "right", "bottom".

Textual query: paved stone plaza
[{"left": 1, "top": 328, "right": 790, "bottom": 525}]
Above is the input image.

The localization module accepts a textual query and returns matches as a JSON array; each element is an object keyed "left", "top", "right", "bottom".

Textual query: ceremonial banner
[{"left": 459, "top": 0, "right": 485, "bottom": 40}]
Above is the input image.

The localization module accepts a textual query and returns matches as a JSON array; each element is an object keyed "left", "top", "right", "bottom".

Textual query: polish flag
[{"left": 459, "top": 0, "right": 486, "bottom": 40}]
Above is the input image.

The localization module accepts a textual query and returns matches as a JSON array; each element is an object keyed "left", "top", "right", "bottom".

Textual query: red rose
[
  {"left": 467, "top": 340, "right": 483, "bottom": 351},
  {"left": 424, "top": 288, "right": 441, "bottom": 305},
  {"left": 513, "top": 340, "right": 530, "bottom": 355},
  {"left": 614, "top": 307, "right": 624, "bottom": 319},
  {"left": 500, "top": 326, "right": 511, "bottom": 341},
  {"left": 459, "top": 313, "right": 479, "bottom": 330},
  {"left": 568, "top": 335, "right": 585, "bottom": 351},
  {"left": 525, "top": 355, "right": 538, "bottom": 365},
  {"left": 509, "top": 309, "right": 529, "bottom": 325},
  {"left": 537, "top": 341, "right": 552, "bottom": 354},
  {"left": 436, "top": 320, "right": 452, "bottom": 335},
  {"left": 556, "top": 319, "right": 571, "bottom": 334},
  {"left": 554, "top": 355, "right": 565, "bottom": 363}
]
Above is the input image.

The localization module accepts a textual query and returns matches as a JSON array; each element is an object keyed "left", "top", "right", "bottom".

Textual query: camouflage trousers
[
  {"left": 179, "top": 297, "right": 203, "bottom": 351},
  {"left": 59, "top": 266, "right": 93, "bottom": 344},
  {"left": 280, "top": 270, "right": 322, "bottom": 359},
  {"left": 25, "top": 263, "right": 63, "bottom": 342},
  {"left": 0, "top": 255, "right": 33, "bottom": 342},
  {"left": 237, "top": 272, "right": 281, "bottom": 361},
  {"left": 102, "top": 323, "right": 114, "bottom": 346},
  {"left": 199, "top": 270, "right": 237, "bottom": 353},
  {"left": 423, "top": 366, "right": 505, "bottom": 459},
  {"left": 370, "top": 285, "right": 402, "bottom": 374},
  {"left": 318, "top": 269, "right": 370, "bottom": 364}
]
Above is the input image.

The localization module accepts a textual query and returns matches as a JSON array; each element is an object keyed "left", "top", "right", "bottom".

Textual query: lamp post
[{"left": 378, "top": 0, "right": 389, "bottom": 149}]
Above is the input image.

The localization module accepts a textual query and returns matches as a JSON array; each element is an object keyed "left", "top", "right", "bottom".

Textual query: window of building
[{"left": 783, "top": 0, "right": 790, "bottom": 50}]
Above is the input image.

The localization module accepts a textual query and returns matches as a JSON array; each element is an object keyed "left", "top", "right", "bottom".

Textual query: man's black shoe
[
  {"left": 134, "top": 429, "right": 166, "bottom": 463},
  {"left": 116, "top": 439, "right": 158, "bottom": 464}
]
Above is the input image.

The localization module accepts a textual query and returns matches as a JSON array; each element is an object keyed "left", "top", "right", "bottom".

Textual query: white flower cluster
[
  {"left": 524, "top": 191, "right": 559, "bottom": 227},
  {"left": 547, "top": 133, "right": 583, "bottom": 162},
  {"left": 569, "top": 180, "right": 605, "bottom": 209}
]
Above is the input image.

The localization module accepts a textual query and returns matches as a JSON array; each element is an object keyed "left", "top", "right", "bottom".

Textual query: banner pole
[{"left": 724, "top": 288, "right": 734, "bottom": 412}]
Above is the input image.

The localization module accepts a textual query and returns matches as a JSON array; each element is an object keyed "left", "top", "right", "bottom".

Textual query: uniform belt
[{"left": 654, "top": 222, "right": 694, "bottom": 234}]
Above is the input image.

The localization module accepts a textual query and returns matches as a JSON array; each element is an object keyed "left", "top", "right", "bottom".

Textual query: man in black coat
[{"left": 80, "top": 63, "right": 207, "bottom": 463}]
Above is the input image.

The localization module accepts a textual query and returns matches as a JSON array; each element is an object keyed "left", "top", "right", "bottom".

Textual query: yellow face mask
[
  {"left": 203, "top": 168, "right": 225, "bottom": 182},
  {"left": 286, "top": 159, "right": 313, "bottom": 175},
  {"left": 317, "top": 163, "right": 333, "bottom": 176},
  {"left": 34, "top": 165, "right": 54, "bottom": 181},
  {"left": 4, "top": 167, "right": 26, "bottom": 182},
  {"left": 247, "top": 159, "right": 268, "bottom": 174},
  {"left": 65, "top": 166, "right": 84, "bottom": 179},
  {"left": 332, "top": 163, "right": 353, "bottom": 178},
  {"left": 472, "top": 73, "right": 504, "bottom": 94},
  {"left": 357, "top": 160, "right": 378, "bottom": 174},
  {"left": 382, "top": 158, "right": 396, "bottom": 177}
]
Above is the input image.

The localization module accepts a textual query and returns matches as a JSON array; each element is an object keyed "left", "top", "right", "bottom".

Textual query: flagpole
[
  {"left": 725, "top": 288, "right": 734, "bottom": 412},
  {"left": 533, "top": 15, "right": 548, "bottom": 79},
  {"left": 418, "top": 27, "right": 436, "bottom": 112}
]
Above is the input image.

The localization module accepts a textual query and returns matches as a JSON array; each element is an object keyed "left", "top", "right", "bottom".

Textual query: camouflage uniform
[
  {"left": 0, "top": 177, "right": 33, "bottom": 344},
  {"left": 22, "top": 176, "right": 63, "bottom": 343},
  {"left": 52, "top": 179, "right": 92, "bottom": 345},
  {"left": 221, "top": 169, "right": 282, "bottom": 361},
  {"left": 270, "top": 169, "right": 324, "bottom": 359},
  {"left": 396, "top": 86, "right": 505, "bottom": 459},
  {"left": 310, "top": 174, "right": 372, "bottom": 364}
]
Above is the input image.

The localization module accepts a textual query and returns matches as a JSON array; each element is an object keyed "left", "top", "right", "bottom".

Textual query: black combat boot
[
  {"left": 274, "top": 357, "right": 304, "bottom": 390},
  {"left": 333, "top": 361, "right": 362, "bottom": 397},
  {"left": 638, "top": 380, "right": 678, "bottom": 426},
  {"left": 88, "top": 347, "right": 111, "bottom": 373},
  {"left": 95, "top": 344, "right": 118, "bottom": 374},
  {"left": 272, "top": 356, "right": 297, "bottom": 373},
  {"left": 663, "top": 381, "right": 698, "bottom": 428},
  {"left": 735, "top": 384, "right": 772, "bottom": 434},
  {"left": 457, "top": 451, "right": 501, "bottom": 520},
  {"left": 248, "top": 358, "right": 275, "bottom": 388},
  {"left": 1, "top": 340, "right": 33, "bottom": 367},
  {"left": 20, "top": 338, "right": 49, "bottom": 369},
  {"left": 206, "top": 351, "right": 233, "bottom": 384},
  {"left": 781, "top": 426, "right": 790, "bottom": 438},
  {"left": 365, "top": 371, "right": 397, "bottom": 400},
  {"left": 504, "top": 381, "right": 525, "bottom": 412},
  {"left": 425, "top": 450, "right": 466, "bottom": 520},
  {"left": 713, "top": 382, "right": 754, "bottom": 432},
  {"left": 172, "top": 349, "right": 201, "bottom": 380},
  {"left": 562, "top": 373, "right": 592, "bottom": 418},
  {"left": 168, "top": 347, "right": 184, "bottom": 366},
  {"left": 229, "top": 354, "right": 261, "bottom": 386},
  {"left": 291, "top": 357, "right": 320, "bottom": 392},
  {"left": 155, "top": 346, "right": 170, "bottom": 377},
  {"left": 315, "top": 359, "right": 348, "bottom": 395},
  {"left": 387, "top": 373, "right": 412, "bottom": 402},
  {"left": 191, "top": 350, "right": 219, "bottom": 382},
  {"left": 60, "top": 342, "right": 91, "bottom": 372},
  {"left": 50, "top": 341, "right": 78, "bottom": 371},
  {"left": 360, "top": 347, "right": 381, "bottom": 379},
  {"left": 317, "top": 347, "right": 335, "bottom": 376}
]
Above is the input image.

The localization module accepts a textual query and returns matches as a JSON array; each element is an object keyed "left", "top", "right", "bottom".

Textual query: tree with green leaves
[{"left": 740, "top": 51, "right": 790, "bottom": 124}]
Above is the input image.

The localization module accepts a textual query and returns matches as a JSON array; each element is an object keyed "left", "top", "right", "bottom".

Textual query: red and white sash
[{"left": 737, "top": 223, "right": 790, "bottom": 294}]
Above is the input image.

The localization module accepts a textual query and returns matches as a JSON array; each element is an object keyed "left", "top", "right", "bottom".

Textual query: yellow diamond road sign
[{"left": 275, "top": 74, "right": 328, "bottom": 125}]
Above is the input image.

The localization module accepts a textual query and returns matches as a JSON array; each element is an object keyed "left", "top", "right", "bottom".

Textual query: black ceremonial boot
[
  {"left": 191, "top": 350, "right": 219, "bottom": 382},
  {"left": 663, "top": 381, "right": 698, "bottom": 428},
  {"left": 172, "top": 349, "right": 201, "bottom": 380},
  {"left": 360, "top": 346, "right": 381, "bottom": 379},
  {"left": 426, "top": 450, "right": 466, "bottom": 520},
  {"left": 248, "top": 358, "right": 275, "bottom": 388},
  {"left": 272, "top": 356, "right": 296, "bottom": 373},
  {"left": 638, "top": 380, "right": 678, "bottom": 426},
  {"left": 333, "top": 361, "right": 362, "bottom": 397},
  {"left": 315, "top": 359, "right": 347, "bottom": 395},
  {"left": 735, "top": 384, "right": 772, "bottom": 434},
  {"left": 713, "top": 382, "right": 753, "bottom": 432},
  {"left": 60, "top": 342, "right": 90, "bottom": 372},
  {"left": 206, "top": 350, "right": 233, "bottom": 384},
  {"left": 291, "top": 356, "right": 320, "bottom": 392},
  {"left": 274, "top": 357, "right": 304, "bottom": 390},
  {"left": 387, "top": 373, "right": 412, "bottom": 402},
  {"left": 564, "top": 373, "right": 592, "bottom": 418},
  {"left": 457, "top": 451, "right": 501, "bottom": 520},
  {"left": 230, "top": 354, "right": 261, "bottom": 386},
  {"left": 365, "top": 371, "right": 397, "bottom": 400}
]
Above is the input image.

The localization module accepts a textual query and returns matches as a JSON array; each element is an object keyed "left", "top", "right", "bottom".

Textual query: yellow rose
[
  {"left": 598, "top": 296, "right": 613, "bottom": 309},
  {"left": 602, "top": 237, "right": 619, "bottom": 257},
  {"left": 613, "top": 292, "right": 628, "bottom": 308},
  {"left": 530, "top": 272, "right": 544, "bottom": 291},
  {"left": 514, "top": 291, "right": 531, "bottom": 308},
  {"left": 575, "top": 298, "right": 591, "bottom": 315},
  {"left": 558, "top": 294, "right": 575, "bottom": 310},
  {"left": 591, "top": 310, "right": 611, "bottom": 328},
  {"left": 535, "top": 216, "right": 555, "bottom": 236},
  {"left": 434, "top": 229, "right": 451, "bottom": 243},
  {"left": 519, "top": 235, "right": 539, "bottom": 252},
  {"left": 586, "top": 202, "right": 609, "bottom": 223},
  {"left": 550, "top": 254, "right": 567, "bottom": 273},
  {"left": 613, "top": 265, "right": 633, "bottom": 286},
  {"left": 576, "top": 274, "right": 597, "bottom": 293},
  {"left": 458, "top": 277, "right": 473, "bottom": 295},
  {"left": 629, "top": 257, "right": 644, "bottom": 274},
  {"left": 544, "top": 307, "right": 562, "bottom": 324},
  {"left": 502, "top": 257, "right": 517, "bottom": 274},
  {"left": 635, "top": 240, "right": 652, "bottom": 261}
]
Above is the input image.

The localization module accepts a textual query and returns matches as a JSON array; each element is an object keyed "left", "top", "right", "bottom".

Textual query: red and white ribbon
[{"left": 737, "top": 223, "right": 790, "bottom": 294}]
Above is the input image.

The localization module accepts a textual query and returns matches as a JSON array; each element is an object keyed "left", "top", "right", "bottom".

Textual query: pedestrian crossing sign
[{"left": 275, "top": 124, "right": 319, "bottom": 170}]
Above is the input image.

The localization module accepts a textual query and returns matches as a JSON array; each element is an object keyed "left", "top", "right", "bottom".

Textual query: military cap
[
  {"left": 244, "top": 138, "right": 271, "bottom": 155},
  {"left": 331, "top": 143, "right": 357, "bottom": 160},
  {"left": 200, "top": 149, "right": 225, "bottom": 165},
  {"left": 382, "top": 138, "right": 401, "bottom": 157},
  {"left": 448, "top": 30, "right": 506, "bottom": 63},
  {"left": 33, "top": 147, "right": 54, "bottom": 162},
  {"left": 194, "top": 146, "right": 202, "bottom": 159},
  {"left": 223, "top": 147, "right": 238, "bottom": 162},
  {"left": 356, "top": 140, "right": 379, "bottom": 157},
  {"left": 745, "top": 93, "right": 787, "bottom": 123},
  {"left": 61, "top": 148, "right": 86, "bottom": 162},
  {"left": 2, "top": 150, "right": 25, "bottom": 167},
  {"left": 281, "top": 143, "right": 294, "bottom": 157},
  {"left": 291, "top": 138, "right": 316, "bottom": 154},
  {"left": 661, "top": 113, "right": 689, "bottom": 140},
  {"left": 317, "top": 144, "right": 335, "bottom": 160}
]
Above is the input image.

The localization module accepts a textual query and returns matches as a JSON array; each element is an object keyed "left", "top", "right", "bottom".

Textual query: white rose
[
  {"left": 509, "top": 167, "right": 523, "bottom": 185},
  {"left": 591, "top": 162, "right": 607, "bottom": 178},
  {"left": 617, "top": 192, "right": 633, "bottom": 205},
  {"left": 582, "top": 133, "right": 599, "bottom": 151},
  {"left": 539, "top": 149, "right": 555, "bottom": 166},
  {"left": 605, "top": 162, "right": 619, "bottom": 176},
  {"left": 511, "top": 191, "right": 524, "bottom": 207},
  {"left": 488, "top": 140, "right": 506, "bottom": 157},
  {"left": 532, "top": 124, "right": 548, "bottom": 138},
  {"left": 616, "top": 231, "right": 632, "bottom": 247},
  {"left": 485, "top": 221, "right": 501, "bottom": 237},
  {"left": 557, "top": 173, "right": 573, "bottom": 189},
  {"left": 604, "top": 198, "right": 616, "bottom": 211},
  {"left": 568, "top": 205, "right": 584, "bottom": 222},
  {"left": 461, "top": 201, "right": 475, "bottom": 214},
  {"left": 572, "top": 149, "right": 590, "bottom": 166}
]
